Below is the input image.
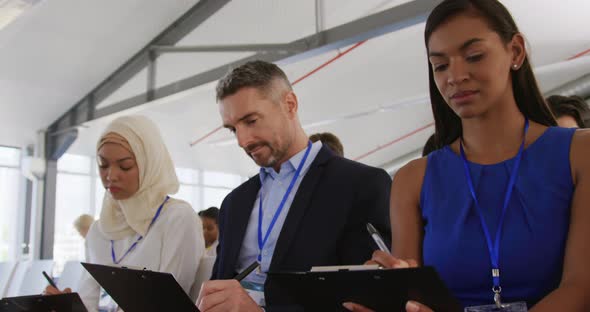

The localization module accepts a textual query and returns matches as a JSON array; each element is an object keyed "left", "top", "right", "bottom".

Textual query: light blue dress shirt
[{"left": 235, "top": 141, "right": 322, "bottom": 287}]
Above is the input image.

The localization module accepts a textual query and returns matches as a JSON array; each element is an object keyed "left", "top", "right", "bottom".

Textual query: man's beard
[{"left": 246, "top": 142, "right": 287, "bottom": 168}]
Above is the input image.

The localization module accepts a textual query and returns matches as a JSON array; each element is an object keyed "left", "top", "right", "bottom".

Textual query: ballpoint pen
[
  {"left": 42, "top": 270, "right": 58, "bottom": 288},
  {"left": 366, "top": 222, "right": 391, "bottom": 254},
  {"left": 234, "top": 261, "right": 260, "bottom": 281}
]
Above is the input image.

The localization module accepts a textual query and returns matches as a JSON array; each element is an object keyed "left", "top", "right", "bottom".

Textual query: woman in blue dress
[{"left": 344, "top": 0, "right": 590, "bottom": 311}]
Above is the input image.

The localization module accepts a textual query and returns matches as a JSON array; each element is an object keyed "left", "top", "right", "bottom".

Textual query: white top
[
  {"left": 78, "top": 199, "right": 205, "bottom": 312},
  {"left": 205, "top": 240, "right": 218, "bottom": 257}
]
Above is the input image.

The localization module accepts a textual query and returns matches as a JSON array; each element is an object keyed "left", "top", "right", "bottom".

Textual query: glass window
[
  {"left": 94, "top": 177, "right": 106, "bottom": 219},
  {"left": 53, "top": 173, "right": 91, "bottom": 275},
  {"left": 0, "top": 167, "right": 21, "bottom": 261},
  {"left": 175, "top": 185, "right": 201, "bottom": 211},
  {"left": 57, "top": 154, "right": 91, "bottom": 174},
  {"left": 176, "top": 168, "right": 199, "bottom": 184},
  {"left": 0, "top": 146, "right": 20, "bottom": 167},
  {"left": 203, "top": 171, "right": 242, "bottom": 188},
  {"left": 202, "top": 187, "right": 231, "bottom": 210}
]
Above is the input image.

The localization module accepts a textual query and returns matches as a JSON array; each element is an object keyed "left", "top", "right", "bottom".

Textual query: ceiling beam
[
  {"left": 48, "top": 0, "right": 441, "bottom": 139},
  {"left": 94, "top": 0, "right": 440, "bottom": 124},
  {"left": 46, "top": 0, "right": 231, "bottom": 138},
  {"left": 151, "top": 43, "right": 304, "bottom": 53}
]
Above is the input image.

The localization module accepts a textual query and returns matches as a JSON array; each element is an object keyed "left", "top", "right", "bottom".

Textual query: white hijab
[{"left": 97, "top": 115, "right": 179, "bottom": 240}]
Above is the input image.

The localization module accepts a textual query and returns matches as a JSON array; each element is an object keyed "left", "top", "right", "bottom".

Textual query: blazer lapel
[
  {"left": 222, "top": 176, "right": 261, "bottom": 277},
  {"left": 269, "top": 146, "right": 334, "bottom": 271}
]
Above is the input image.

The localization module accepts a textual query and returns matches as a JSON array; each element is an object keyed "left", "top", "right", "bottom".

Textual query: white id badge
[
  {"left": 241, "top": 280, "right": 266, "bottom": 307},
  {"left": 465, "top": 301, "right": 527, "bottom": 312}
]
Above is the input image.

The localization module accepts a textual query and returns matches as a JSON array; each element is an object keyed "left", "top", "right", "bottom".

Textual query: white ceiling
[
  {"left": 2, "top": 0, "right": 590, "bottom": 176},
  {"left": 0, "top": 0, "right": 200, "bottom": 147}
]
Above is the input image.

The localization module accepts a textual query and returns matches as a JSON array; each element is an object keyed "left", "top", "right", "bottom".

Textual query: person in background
[
  {"left": 73, "top": 214, "right": 95, "bottom": 239},
  {"left": 45, "top": 115, "right": 205, "bottom": 311},
  {"left": 345, "top": 0, "right": 590, "bottom": 311},
  {"left": 309, "top": 132, "right": 344, "bottom": 157},
  {"left": 198, "top": 207, "right": 219, "bottom": 257},
  {"left": 196, "top": 60, "right": 391, "bottom": 311},
  {"left": 546, "top": 95, "right": 589, "bottom": 128}
]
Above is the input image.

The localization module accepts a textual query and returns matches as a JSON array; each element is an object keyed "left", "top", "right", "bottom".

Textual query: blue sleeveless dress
[{"left": 420, "top": 127, "right": 575, "bottom": 308}]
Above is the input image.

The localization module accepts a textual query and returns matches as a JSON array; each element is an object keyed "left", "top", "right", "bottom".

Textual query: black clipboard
[
  {"left": 81, "top": 262, "right": 198, "bottom": 312},
  {"left": 0, "top": 293, "right": 87, "bottom": 312},
  {"left": 267, "top": 266, "right": 462, "bottom": 311}
]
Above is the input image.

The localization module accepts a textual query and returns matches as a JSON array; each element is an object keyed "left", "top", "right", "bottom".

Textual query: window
[
  {"left": 94, "top": 177, "right": 105, "bottom": 219},
  {"left": 176, "top": 184, "right": 201, "bottom": 211},
  {"left": 57, "top": 154, "right": 91, "bottom": 174},
  {"left": 201, "top": 171, "right": 242, "bottom": 210},
  {"left": 202, "top": 187, "right": 231, "bottom": 209},
  {"left": 0, "top": 146, "right": 19, "bottom": 166},
  {"left": 54, "top": 174, "right": 90, "bottom": 273},
  {"left": 175, "top": 168, "right": 242, "bottom": 211},
  {"left": 0, "top": 146, "right": 21, "bottom": 261},
  {"left": 203, "top": 171, "right": 242, "bottom": 189},
  {"left": 176, "top": 168, "right": 199, "bottom": 185},
  {"left": 53, "top": 154, "right": 94, "bottom": 275}
]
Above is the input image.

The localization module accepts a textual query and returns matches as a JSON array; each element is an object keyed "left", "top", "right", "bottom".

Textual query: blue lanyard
[
  {"left": 111, "top": 195, "right": 169, "bottom": 265},
  {"left": 257, "top": 141, "right": 312, "bottom": 263},
  {"left": 459, "top": 118, "right": 528, "bottom": 298}
]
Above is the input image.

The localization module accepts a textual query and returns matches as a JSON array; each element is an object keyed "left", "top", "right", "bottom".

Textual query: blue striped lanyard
[
  {"left": 257, "top": 141, "right": 312, "bottom": 263},
  {"left": 111, "top": 196, "right": 169, "bottom": 265},
  {"left": 459, "top": 118, "right": 528, "bottom": 304}
]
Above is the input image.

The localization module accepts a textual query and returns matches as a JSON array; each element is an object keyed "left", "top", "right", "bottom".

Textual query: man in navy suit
[{"left": 196, "top": 60, "right": 391, "bottom": 311}]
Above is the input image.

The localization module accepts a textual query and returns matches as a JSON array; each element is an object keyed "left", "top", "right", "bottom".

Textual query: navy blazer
[{"left": 211, "top": 145, "right": 392, "bottom": 307}]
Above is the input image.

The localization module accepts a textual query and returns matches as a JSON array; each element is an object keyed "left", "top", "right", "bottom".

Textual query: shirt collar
[{"left": 259, "top": 141, "right": 320, "bottom": 183}]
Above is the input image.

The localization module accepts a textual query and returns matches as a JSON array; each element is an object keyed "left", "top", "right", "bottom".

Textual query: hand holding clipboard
[{"left": 339, "top": 224, "right": 435, "bottom": 312}]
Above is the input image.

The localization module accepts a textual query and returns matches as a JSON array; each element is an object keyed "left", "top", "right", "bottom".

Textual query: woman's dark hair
[
  {"left": 422, "top": 134, "right": 438, "bottom": 157},
  {"left": 424, "top": 0, "right": 556, "bottom": 147},
  {"left": 546, "top": 95, "right": 589, "bottom": 128}
]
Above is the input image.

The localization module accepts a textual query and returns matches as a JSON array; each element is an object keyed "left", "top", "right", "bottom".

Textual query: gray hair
[{"left": 215, "top": 60, "right": 292, "bottom": 103}]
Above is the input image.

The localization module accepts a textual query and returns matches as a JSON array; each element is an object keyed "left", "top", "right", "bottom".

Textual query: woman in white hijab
[{"left": 45, "top": 115, "right": 205, "bottom": 311}]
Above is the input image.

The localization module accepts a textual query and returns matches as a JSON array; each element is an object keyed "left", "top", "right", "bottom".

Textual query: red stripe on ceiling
[{"left": 353, "top": 122, "right": 434, "bottom": 161}]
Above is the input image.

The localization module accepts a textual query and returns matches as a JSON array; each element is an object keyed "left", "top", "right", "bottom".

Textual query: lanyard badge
[
  {"left": 460, "top": 119, "right": 529, "bottom": 311},
  {"left": 257, "top": 141, "right": 312, "bottom": 267},
  {"left": 110, "top": 196, "right": 169, "bottom": 264},
  {"left": 464, "top": 301, "right": 527, "bottom": 312}
]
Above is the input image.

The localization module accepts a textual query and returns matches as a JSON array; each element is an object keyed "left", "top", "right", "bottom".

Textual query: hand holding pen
[
  {"left": 196, "top": 261, "right": 263, "bottom": 312},
  {"left": 365, "top": 223, "right": 418, "bottom": 269},
  {"left": 42, "top": 271, "right": 72, "bottom": 295},
  {"left": 233, "top": 261, "right": 260, "bottom": 281},
  {"left": 343, "top": 225, "right": 427, "bottom": 312},
  {"left": 366, "top": 223, "right": 391, "bottom": 254}
]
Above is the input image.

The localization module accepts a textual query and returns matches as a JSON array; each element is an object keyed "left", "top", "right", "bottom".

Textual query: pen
[
  {"left": 366, "top": 223, "right": 391, "bottom": 254},
  {"left": 234, "top": 261, "right": 260, "bottom": 281},
  {"left": 42, "top": 270, "right": 58, "bottom": 289}
]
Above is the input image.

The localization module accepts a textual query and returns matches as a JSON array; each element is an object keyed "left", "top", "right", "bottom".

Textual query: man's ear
[{"left": 284, "top": 91, "right": 299, "bottom": 118}]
